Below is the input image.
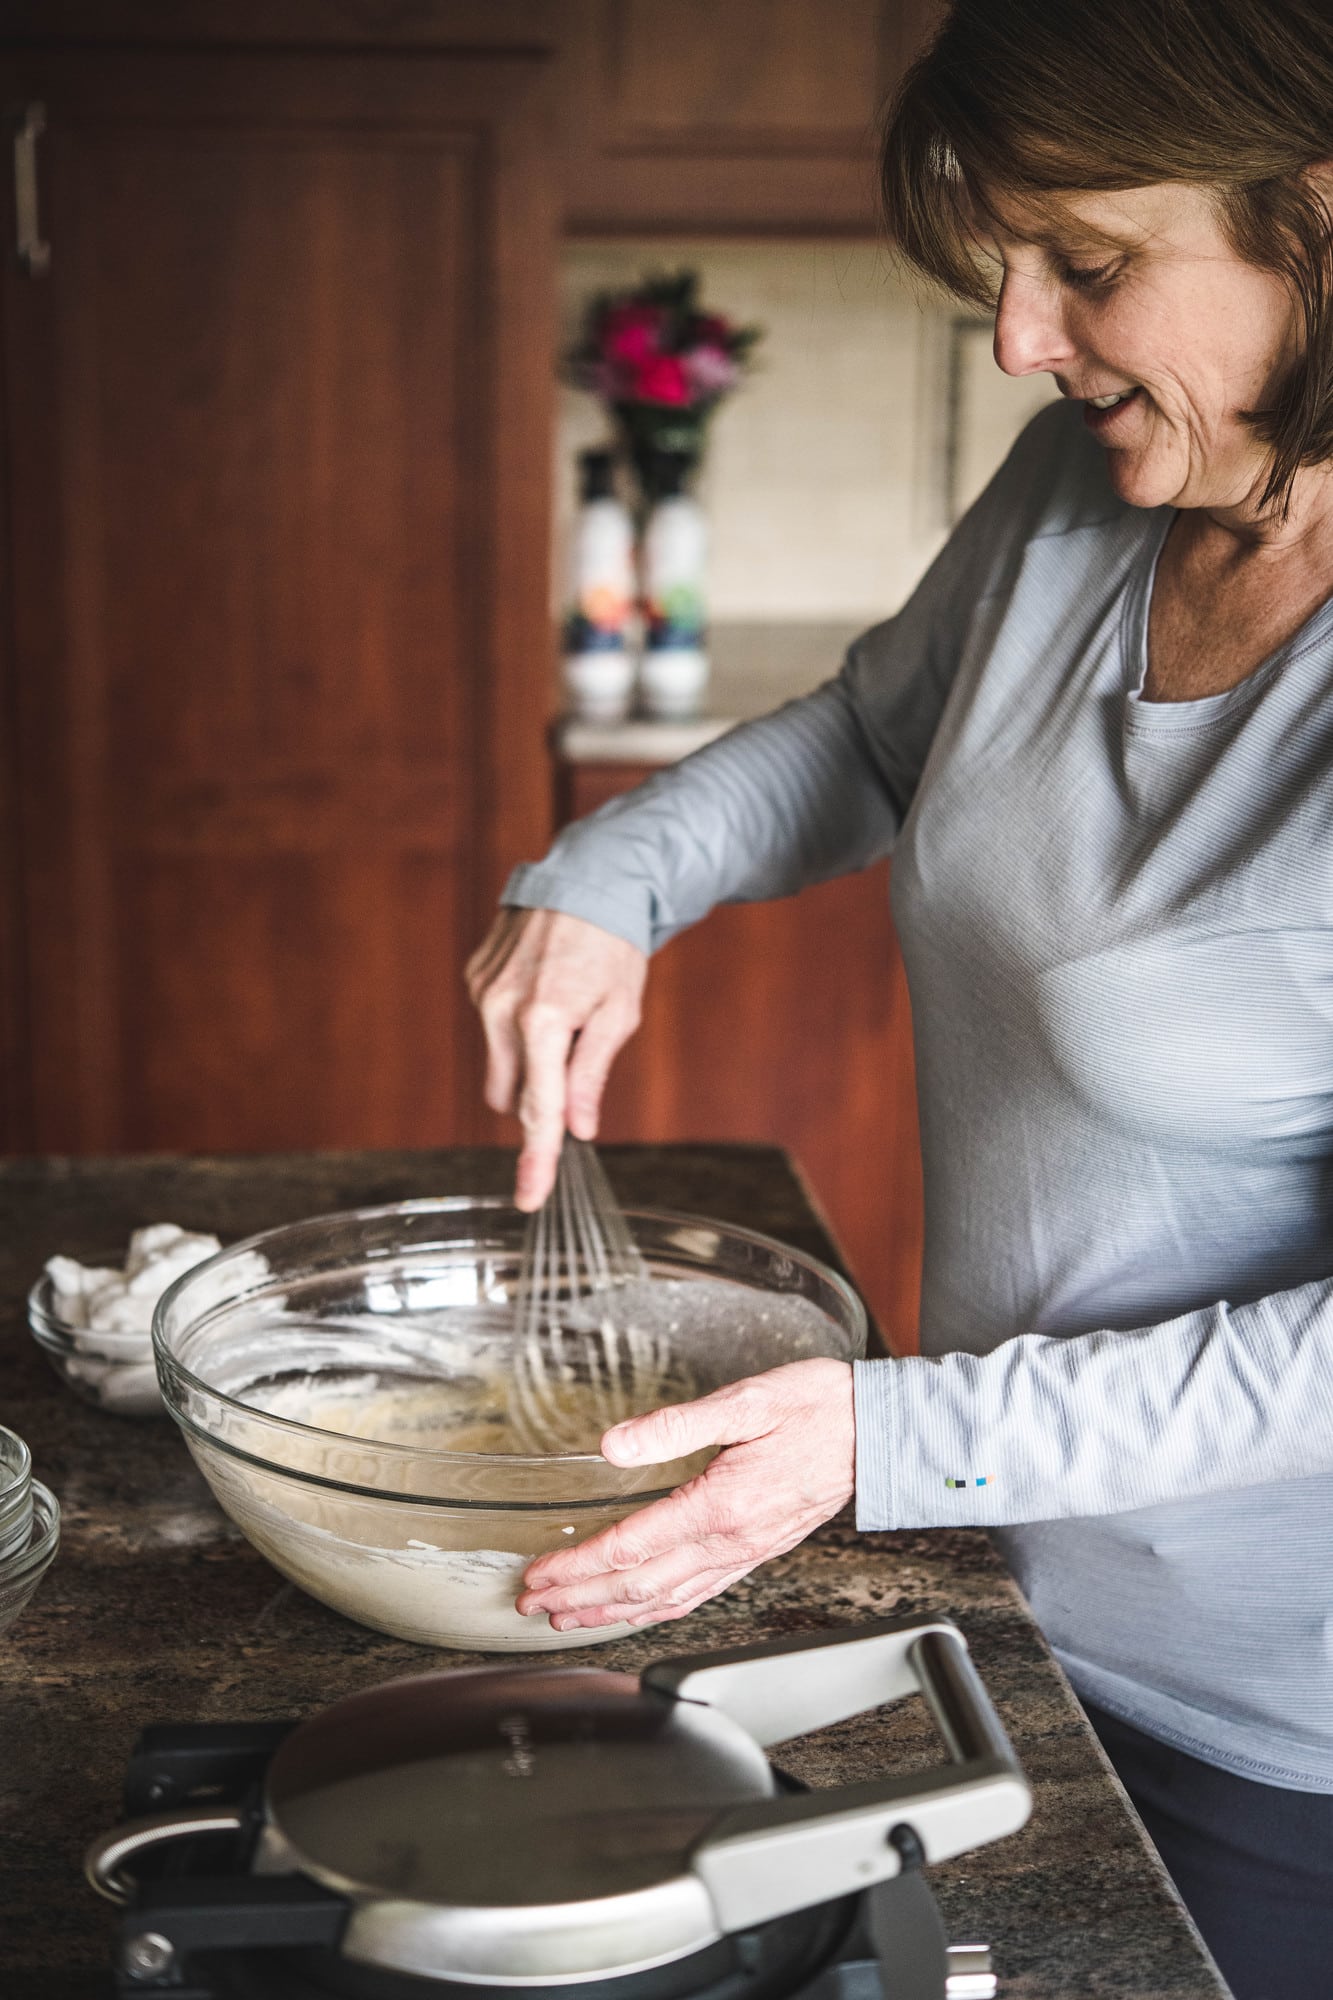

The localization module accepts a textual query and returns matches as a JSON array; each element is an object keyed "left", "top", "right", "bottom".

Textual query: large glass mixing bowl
[{"left": 153, "top": 1199, "right": 866, "bottom": 1651}]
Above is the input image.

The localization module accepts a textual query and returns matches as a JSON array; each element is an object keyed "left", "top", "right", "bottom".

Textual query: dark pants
[{"left": 1084, "top": 1700, "right": 1333, "bottom": 2000}]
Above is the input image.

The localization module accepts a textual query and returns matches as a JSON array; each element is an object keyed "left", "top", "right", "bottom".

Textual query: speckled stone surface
[{"left": 0, "top": 1146, "right": 1228, "bottom": 1998}]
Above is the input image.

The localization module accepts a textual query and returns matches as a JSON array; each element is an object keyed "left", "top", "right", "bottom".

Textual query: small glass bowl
[
  {"left": 0, "top": 1477, "right": 60, "bottom": 1638},
  {"left": 27, "top": 1272, "right": 164, "bottom": 1418},
  {"left": 0, "top": 1426, "right": 33, "bottom": 1562},
  {"left": 154, "top": 1199, "right": 866, "bottom": 1652}
]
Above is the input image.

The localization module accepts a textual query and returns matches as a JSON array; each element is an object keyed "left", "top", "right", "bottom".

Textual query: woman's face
[{"left": 983, "top": 182, "right": 1301, "bottom": 516}]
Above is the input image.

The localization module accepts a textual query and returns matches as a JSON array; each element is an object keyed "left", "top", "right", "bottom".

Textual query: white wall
[{"left": 556, "top": 240, "right": 1056, "bottom": 629}]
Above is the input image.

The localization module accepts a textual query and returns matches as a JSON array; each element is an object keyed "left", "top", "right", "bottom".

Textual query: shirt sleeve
[
  {"left": 503, "top": 465, "right": 1014, "bottom": 956},
  {"left": 852, "top": 1274, "right": 1333, "bottom": 1528},
  {"left": 503, "top": 678, "right": 895, "bottom": 956}
]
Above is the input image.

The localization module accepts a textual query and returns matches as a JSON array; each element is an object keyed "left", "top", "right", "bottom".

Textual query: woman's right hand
[{"left": 465, "top": 909, "right": 648, "bottom": 1211}]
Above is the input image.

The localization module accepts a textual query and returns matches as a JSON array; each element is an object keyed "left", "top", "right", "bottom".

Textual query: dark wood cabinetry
[
  {"left": 558, "top": 758, "right": 924, "bottom": 1349},
  {"left": 0, "top": 47, "right": 556, "bottom": 1152},
  {"left": 561, "top": 0, "right": 944, "bottom": 233},
  {"left": 3, "top": 3, "right": 944, "bottom": 234}
]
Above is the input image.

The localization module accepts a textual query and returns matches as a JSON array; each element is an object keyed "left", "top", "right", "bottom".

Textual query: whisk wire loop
[{"left": 510, "top": 1139, "right": 671, "bottom": 1457}]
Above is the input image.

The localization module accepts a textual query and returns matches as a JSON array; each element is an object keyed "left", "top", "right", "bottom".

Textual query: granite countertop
[{"left": 0, "top": 1145, "right": 1226, "bottom": 1998}]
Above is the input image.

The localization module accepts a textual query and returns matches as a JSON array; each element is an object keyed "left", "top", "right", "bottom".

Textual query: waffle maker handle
[
  {"left": 643, "top": 1614, "right": 1031, "bottom": 1933},
  {"left": 86, "top": 1804, "right": 248, "bottom": 1904}
]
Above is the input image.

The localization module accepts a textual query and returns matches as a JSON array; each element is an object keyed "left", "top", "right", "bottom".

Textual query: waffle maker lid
[
  {"left": 258, "top": 1660, "right": 773, "bottom": 1983},
  {"left": 87, "top": 1615, "right": 1031, "bottom": 1988}
]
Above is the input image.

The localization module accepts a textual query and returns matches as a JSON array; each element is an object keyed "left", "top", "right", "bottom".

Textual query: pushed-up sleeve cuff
[
  {"left": 502, "top": 864, "right": 655, "bottom": 956},
  {"left": 853, "top": 1355, "right": 1011, "bottom": 1531},
  {"left": 859, "top": 1284, "right": 1333, "bottom": 1530}
]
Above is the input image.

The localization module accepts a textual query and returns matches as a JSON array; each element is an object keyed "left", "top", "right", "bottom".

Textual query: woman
[{"left": 467, "top": 3, "right": 1333, "bottom": 1991}]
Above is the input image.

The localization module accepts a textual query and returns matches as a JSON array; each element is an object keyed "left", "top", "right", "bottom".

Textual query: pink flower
[
  {"left": 632, "top": 354, "right": 692, "bottom": 405},
  {"left": 683, "top": 343, "right": 739, "bottom": 395},
  {"left": 600, "top": 303, "right": 664, "bottom": 366}
]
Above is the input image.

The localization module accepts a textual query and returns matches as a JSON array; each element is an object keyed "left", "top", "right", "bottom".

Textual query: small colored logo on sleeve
[{"left": 945, "top": 1475, "right": 991, "bottom": 1489}]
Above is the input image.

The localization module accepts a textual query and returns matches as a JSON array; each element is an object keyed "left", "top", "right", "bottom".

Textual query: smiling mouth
[{"left": 1080, "top": 386, "right": 1145, "bottom": 437}]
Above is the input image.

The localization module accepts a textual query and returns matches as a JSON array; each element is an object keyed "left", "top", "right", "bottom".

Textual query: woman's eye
[{"left": 1061, "top": 260, "right": 1121, "bottom": 292}]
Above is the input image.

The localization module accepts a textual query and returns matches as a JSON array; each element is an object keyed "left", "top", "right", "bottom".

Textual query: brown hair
[{"left": 881, "top": 0, "right": 1333, "bottom": 510}]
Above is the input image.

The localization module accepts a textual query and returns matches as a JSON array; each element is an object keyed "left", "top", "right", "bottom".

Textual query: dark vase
[{"left": 615, "top": 401, "right": 710, "bottom": 509}]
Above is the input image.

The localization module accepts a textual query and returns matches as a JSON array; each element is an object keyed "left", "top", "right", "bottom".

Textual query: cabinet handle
[{"left": 12, "top": 101, "right": 50, "bottom": 276}]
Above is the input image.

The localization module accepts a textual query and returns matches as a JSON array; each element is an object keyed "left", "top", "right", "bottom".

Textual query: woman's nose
[{"left": 993, "top": 271, "right": 1077, "bottom": 379}]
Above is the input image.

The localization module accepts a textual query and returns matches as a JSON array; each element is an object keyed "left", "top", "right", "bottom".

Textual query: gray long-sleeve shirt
[{"left": 506, "top": 402, "right": 1333, "bottom": 1790}]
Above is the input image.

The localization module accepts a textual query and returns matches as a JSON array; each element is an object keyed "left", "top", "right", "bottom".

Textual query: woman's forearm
[{"left": 504, "top": 676, "right": 901, "bottom": 955}]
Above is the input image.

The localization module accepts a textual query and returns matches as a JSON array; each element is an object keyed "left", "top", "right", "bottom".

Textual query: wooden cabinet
[
  {"left": 0, "top": 47, "right": 556, "bottom": 1152},
  {"left": 560, "top": 0, "right": 945, "bottom": 234},
  {"left": 557, "top": 758, "right": 924, "bottom": 1349}
]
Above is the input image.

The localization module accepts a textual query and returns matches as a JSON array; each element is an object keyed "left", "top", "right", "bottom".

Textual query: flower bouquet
[{"left": 567, "top": 270, "right": 763, "bottom": 507}]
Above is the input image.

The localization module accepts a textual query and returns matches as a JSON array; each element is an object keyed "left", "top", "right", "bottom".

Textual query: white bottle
[
  {"left": 639, "top": 451, "right": 709, "bottom": 721},
  {"left": 562, "top": 449, "right": 635, "bottom": 724}
]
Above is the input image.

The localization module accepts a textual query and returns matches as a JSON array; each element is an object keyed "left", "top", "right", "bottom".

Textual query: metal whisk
[{"left": 509, "top": 1138, "right": 675, "bottom": 1456}]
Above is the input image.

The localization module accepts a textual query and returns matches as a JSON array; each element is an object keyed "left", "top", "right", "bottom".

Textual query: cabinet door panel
[
  {"left": 120, "top": 850, "right": 467, "bottom": 1149},
  {"left": 93, "top": 139, "right": 474, "bottom": 781},
  {"left": 1, "top": 52, "right": 554, "bottom": 1152},
  {"left": 606, "top": 0, "right": 892, "bottom": 145},
  {"left": 561, "top": 0, "right": 946, "bottom": 233}
]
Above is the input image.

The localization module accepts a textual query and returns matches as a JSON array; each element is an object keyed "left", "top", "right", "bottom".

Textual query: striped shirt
[{"left": 506, "top": 401, "right": 1333, "bottom": 1790}]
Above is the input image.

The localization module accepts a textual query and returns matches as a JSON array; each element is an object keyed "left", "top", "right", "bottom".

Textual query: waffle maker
[{"left": 86, "top": 1615, "right": 1030, "bottom": 2000}]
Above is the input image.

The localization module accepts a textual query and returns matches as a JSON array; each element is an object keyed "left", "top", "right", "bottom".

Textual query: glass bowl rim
[
  {"left": 28, "top": 1270, "right": 158, "bottom": 1358},
  {"left": 151, "top": 1195, "right": 867, "bottom": 1482},
  {"left": 0, "top": 1478, "right": 60, "bottom": 1587},
  {"left": 0, "top": 1425, "right": 32, "bottom": 1507}
]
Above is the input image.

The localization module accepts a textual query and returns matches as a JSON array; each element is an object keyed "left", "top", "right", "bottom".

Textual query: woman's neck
[
  {"left": 1196, "top": 459, "right": 1333, "bottom": 561},
  {"left": 1144, "top": 466, "right": 1333, "bottom": 702}
]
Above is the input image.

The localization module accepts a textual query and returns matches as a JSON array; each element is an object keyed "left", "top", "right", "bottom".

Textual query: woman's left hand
[{"left": 516, "top": 1358, "right": 856, "bottom": 1630}]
